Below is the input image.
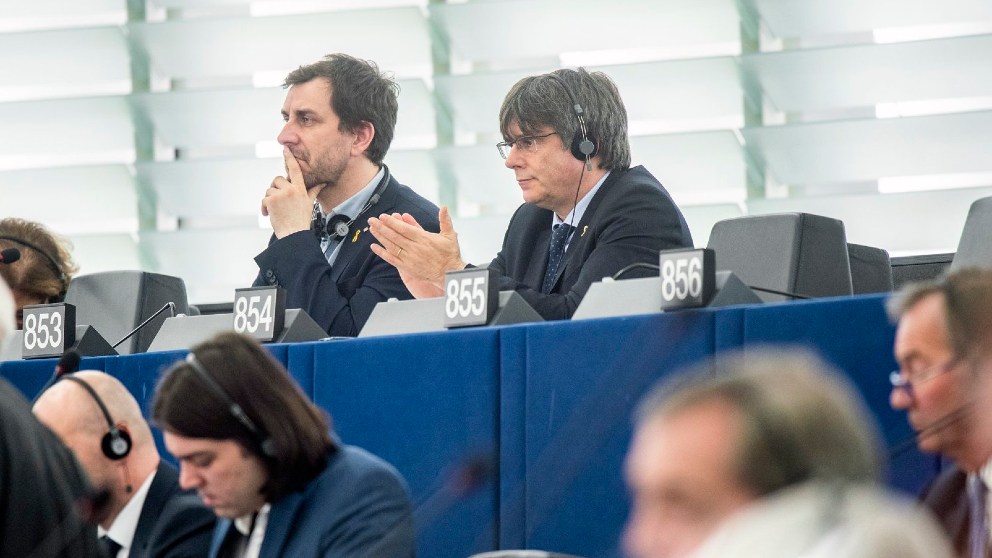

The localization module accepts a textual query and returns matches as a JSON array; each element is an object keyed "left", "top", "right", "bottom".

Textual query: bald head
[{"left": 33, "top": 371, "right": 159, "bottom": 527}]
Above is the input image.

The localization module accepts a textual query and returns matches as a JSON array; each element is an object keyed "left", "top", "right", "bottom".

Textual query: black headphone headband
[
  {"left": 184, "top": 352, "right": 276, "bottom": 457},
  {"left": 0, "top": 235, "right": 68, "bottom": 302},
  {"left": 312, "top": 165, "right": 391, "bottom": 242},
  {"left": 543, "top": 73, "right": 596, "bottom": 165},
  {"left": 60, "top": 375, "right": 132, "bottom": 460}
]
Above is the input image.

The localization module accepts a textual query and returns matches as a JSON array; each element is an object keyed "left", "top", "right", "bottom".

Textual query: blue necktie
[
  {"left": 542, "top": 224, "right": 574, "bottom": 294},
  {"left": 969, "top": 474, "right": 988, "bottom": 558}
]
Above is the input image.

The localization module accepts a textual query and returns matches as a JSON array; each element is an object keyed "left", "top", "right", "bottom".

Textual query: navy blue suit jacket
[
  {"left": 488, "top": 165, "right": 692, "bottom": 320},
  {"left": 136, "top": 462, "right": 215, "bottom": 558},
  {"left": 254, "top": 175, "right": 439, "bottom": 337},
  {"left": 207, "top": 445, "right": 414, "bottom": 558}
]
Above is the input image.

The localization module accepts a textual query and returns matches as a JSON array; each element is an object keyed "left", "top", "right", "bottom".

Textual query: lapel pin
[
  {"left": 352, "top": 229, "right": 361, "bottom": 243},
  {"left": 581, "top": 225, "right": 588, "bottom": 237}
]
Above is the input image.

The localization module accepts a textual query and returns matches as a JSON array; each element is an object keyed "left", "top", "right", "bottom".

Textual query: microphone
[
  {"left": 746, "top": 285, "right": 810, "bottom": 300},
  {"left": 32, "top": 349, "right": 81, "bottom": 404},
  {"left": 111, "top": 301, "right": 176, "bottom": 350},
  {"left": 612, "top": 262, "right": 660, "bottom": 280},
  {"left": 0, "top": 247, "right": 20, "bottom": 264},
  {"left": 888, "top": 403, "right": 972, "bottom": 460}
]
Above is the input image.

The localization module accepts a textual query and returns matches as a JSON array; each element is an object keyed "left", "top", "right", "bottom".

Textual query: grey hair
[
  {"left": 887, "top": 267, "right": 992, "bottom": 362},
  {"left": 636, "top": 349, "right": 883, "bottom": 496},
  {"left": 499, "top": 67, "right": 631, "bottom": 170}
]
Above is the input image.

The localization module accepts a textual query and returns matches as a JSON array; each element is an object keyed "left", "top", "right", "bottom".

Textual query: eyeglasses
[
  {"left": 889, "top": 357, "right": 959, "bottom": 398},
  {"left": 496, "top": 132, "right": 556, "bottom": 159}
]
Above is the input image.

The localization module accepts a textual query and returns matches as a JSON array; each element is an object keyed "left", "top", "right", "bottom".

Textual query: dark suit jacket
[
  {"left": 134, "top": 462, "right": 215, "bottom": 558},
  {"left": 488, "top": 165, "right": 692, "bottom": 320},
  {"left": 207, "top": 445, "right": 414, "bottom": 558},
  {"left": 0, "top": 378, "right": 101, "bottom": 558},
  {"left": 254, "top": 175, "right": 439, "bottom": 337},
  {"left": 922, "top": 465, "right": 970, "bottom": 557}
]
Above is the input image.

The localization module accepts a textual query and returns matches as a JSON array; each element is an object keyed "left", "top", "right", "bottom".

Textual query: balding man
[{"left": 34, "top": 371, "right": 214, "bottom": 558}]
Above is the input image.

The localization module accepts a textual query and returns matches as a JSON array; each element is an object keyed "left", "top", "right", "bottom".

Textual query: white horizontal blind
[{"left": 0, "top": 0, "right": 990, "bottom": 302}]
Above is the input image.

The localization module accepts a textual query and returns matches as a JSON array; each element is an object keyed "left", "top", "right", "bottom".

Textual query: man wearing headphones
[
  {"left": 368, "top": 68, "right": 692, "bottom": 320},
  {"left": 152, "top": 332, "right": 414, "bottom": 558},
  {"left": 254, "top": 53, "right": 439, "bottom": 337},
  {"left": 33, "top": 371, "right": 215, "bottom": 558}
]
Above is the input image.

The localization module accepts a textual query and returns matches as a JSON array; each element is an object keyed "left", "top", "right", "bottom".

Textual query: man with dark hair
[
  {"left": 34, "top": 371, "right": 215, "bottom": 558},
  {"left": 623, "top": 350, "right": 951, "bottom": 558},
  {"left": 152, "top": 332, "right": 414, "bottom": 558},
  {"left": 368, "top": 67, "right": 692, "bottom": 320},
  {"left": 255, "top": 53, "right": 439, "bottom": 336},
  {"left": 888, "top": 268, "right": 992, "bottom": 557}
]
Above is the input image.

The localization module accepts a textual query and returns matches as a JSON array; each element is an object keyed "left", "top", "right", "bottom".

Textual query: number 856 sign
[{"left": 658, "top": 248, "right": 715, "bottom": 310}]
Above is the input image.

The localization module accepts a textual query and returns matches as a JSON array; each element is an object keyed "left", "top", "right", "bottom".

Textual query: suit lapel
[
  {"left": 547, "top": 169, "right": 624, "bottom": 291},
  {"left": 132, "top": 462, "right": 180, "bottom": 554},
  {"left": 330, "top": 178, "right": 398, "bottom": 283},
  {"left": 258, "top": 492, "right": 305, "bottom": 558},
  {"left": 208, "top": 520, "right": 233, "bottom": 558}
]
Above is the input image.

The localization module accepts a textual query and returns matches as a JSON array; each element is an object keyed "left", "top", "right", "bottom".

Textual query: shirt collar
[
  {"left": 317, "top": 166, "right": 385, "bottom": 223},
  {"left": 98, "top": 469, "right": 158, "bottom": 550},
  {"left": 552, "top": 170, "right": 610, "bottom": 228},
  {"left": 234, "top": 503, "right": 271, "bottom": 558}
]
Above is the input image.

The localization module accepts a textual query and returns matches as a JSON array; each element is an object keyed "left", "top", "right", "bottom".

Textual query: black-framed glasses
[
  {"left": 889, "top": 357, "right": 959, "bottom": 398},
  {"left": 496, "top": 132, "right": 556, "bottom": 159}
]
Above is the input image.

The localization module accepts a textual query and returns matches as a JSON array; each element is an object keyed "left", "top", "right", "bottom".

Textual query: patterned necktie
[
  {"left": 542, "top": 224, "right": 574, "bottom": 294},
  {"left": 969, "top": 474, "right": 989, "bottom": 558},
  {"left": 100, "top": 535, "right": 122, "bottom": 558}
]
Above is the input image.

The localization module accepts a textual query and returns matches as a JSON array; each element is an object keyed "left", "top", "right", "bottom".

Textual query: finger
[
  {"left": 439, "top": 206, "right": 455, "bottom": 236},
  {"left": 283, "top": 146, "right": 305, "bottom": 187},
  {"left": 261, "top": 198, "right": 269, "bottom": 217},
  {"left": 399, "top": 213, "right": 423, "bottom": 230},
  {"left": 370, "top": 242, "right": 401, "bottom": 267},
  {"left": 368, "top": 216, "right": 404, "bottom": 249},
  {"left": 308, "top": 183, "right": 327, "bottom": 203}
]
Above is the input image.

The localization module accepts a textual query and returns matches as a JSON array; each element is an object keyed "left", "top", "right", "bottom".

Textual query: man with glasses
[
  {"left": 368, "top": 68, "right": 692, "bottom": 320},
  {"left": 888, "top": 268, "right": 992, "bottom": 557}
]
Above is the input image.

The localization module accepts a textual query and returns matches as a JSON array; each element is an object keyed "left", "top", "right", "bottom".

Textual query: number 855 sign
[{"left": 443, "top": 268, "right": 497, "bottom": 328}]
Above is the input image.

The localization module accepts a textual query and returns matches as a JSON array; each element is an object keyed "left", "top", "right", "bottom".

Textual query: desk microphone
[
  {"left": 0, "top": 247, "right": 20, "bottom": 264},
  {"left": 31, "top": 349, "right": 81, "bottom": 404},
  {"left": 111, "top": 302, "right": 176, "bottom": 350}
]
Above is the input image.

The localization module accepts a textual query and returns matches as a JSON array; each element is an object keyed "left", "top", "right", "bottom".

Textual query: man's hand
[
  {"left": 369, "top": 207, "right": 465, "bottom": 298},
  {"left": 262, "top": 147, "right": 326, "bottom": 238}
]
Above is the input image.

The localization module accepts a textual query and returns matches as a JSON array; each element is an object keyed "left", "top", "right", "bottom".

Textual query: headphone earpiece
[
  {"left": 101, "top": 427, "right": 133, "bottom": 461},
  {"left": 544, "top": 74, "right": 597, "bottom": 166},
  {"left": 59, "top": 375, "right": 133, "bottom": 461},
  {"left": 325, "top": 214, "right": 352, "bottom": 241},
  {"left": 571, "top": 134, "right": 597, "bottom": 161}
]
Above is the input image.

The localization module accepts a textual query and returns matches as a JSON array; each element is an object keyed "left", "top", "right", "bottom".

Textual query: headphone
[
  {"left": 312, "top": 166, "right": 391, "bottom": 242},
  {"left": 543, "top": 73, "right": 597, "bottom": 169},
  {"left": 0, "top": 235, "right": 68, "bottom": 302},
  {"left": 184, "top": 352, "right": 277, "bottom": 457},
  {"left": 60, "top": 375, "right": 133, "bottom": 460}
]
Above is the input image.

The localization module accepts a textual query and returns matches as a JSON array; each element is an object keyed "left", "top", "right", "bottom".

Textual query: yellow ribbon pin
[{"left": 581, "top": 225, "right": 588, "bottom": 237}]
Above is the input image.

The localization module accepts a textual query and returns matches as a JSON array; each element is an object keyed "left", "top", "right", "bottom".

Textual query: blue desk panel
[
  {"left": 307, "top": 330, "right": 501, "bottom": 558},
  {"left": 508, "top": 311, "right": 717, "bottom": 557}
]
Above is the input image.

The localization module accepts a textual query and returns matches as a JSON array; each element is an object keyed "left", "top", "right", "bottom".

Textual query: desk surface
[{"left": 0, "top": 293, "right": 932, "bottom": 558}]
